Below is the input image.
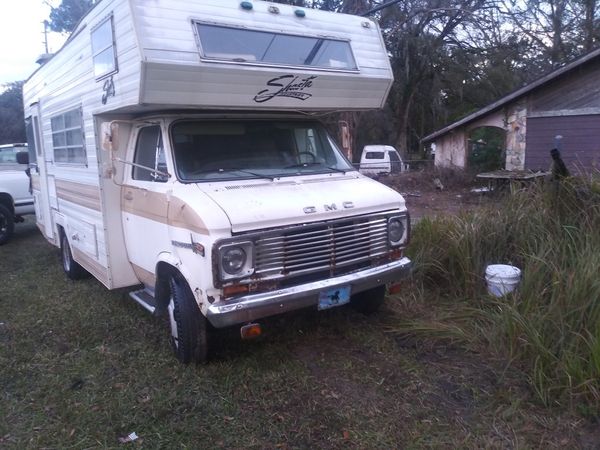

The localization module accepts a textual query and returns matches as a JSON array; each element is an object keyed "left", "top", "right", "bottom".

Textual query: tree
[
  {"left": 0, "top": 83, "right": 26, "bottom": 144},
  {"left": 47, "top": 0, "right": 94, "bottom": 33}
]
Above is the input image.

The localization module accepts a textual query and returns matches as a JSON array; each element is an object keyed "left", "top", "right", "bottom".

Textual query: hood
[{"left": 197, "top": 173, "right": 405, "bottom": 233}]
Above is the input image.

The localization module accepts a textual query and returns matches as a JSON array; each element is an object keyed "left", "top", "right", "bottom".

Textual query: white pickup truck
[{"left": 0, "top": 143, "right": 34, "bottom": 245}]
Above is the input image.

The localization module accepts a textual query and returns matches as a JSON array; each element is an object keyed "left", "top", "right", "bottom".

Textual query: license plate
[{"left": 318, "top": 286, "right": 351, "bottom": 310}]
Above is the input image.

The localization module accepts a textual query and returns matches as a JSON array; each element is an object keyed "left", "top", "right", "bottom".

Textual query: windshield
[{"left": 171, "top": 120, "right": 354, "bottom": 182}]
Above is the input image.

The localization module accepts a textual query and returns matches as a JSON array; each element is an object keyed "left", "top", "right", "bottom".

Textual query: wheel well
[
  {"left": 0, "top": 193, "right": 14, "bottom": 215},
  {"left": 154, "top": 262, "right": 181, "bottom": 312}
]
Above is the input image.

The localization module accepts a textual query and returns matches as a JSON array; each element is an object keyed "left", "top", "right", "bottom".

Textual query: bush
[{"left": 405, "top": 175, "right": 600, "bottom": 414}]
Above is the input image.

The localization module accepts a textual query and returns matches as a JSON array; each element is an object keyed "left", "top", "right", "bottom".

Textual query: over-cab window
[
  {"left": 365, "top": 152, "right": 385, "bottom": 159},
  {"left": 195, "top": 23, "right": 357, "bottom": 70},
  {"left": 91, "top": 15, "right": 117, "bottom": 78},
  {"left": 132, "top": 126, "right": 168, "bottom": 182},
  {"left": 51, "top": 108, "right": 86, "bottom": 165}
]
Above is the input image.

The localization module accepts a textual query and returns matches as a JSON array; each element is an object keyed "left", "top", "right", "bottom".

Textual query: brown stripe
[
  {"left": 121, "top": 186, "right": 209, "bottom": 235},
  {"left": 121, "top": 186, "right": 168, "bottom": 223},
  {"left": 55, "top": 179, "right": 101, "bottom": 212},
  {"left": 72, "top": 247, "right": 110, "bottom": 286},
  {"left": 131, "top": 263, "right": 156, "bottom": 288},
  {"left": 168, "top": 196, "right": 209, "bottom": 235}
]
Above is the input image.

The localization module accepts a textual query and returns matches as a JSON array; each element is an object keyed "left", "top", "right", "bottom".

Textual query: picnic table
[{"left": 476, "top": 170, "right": 550, "bottom": 192}]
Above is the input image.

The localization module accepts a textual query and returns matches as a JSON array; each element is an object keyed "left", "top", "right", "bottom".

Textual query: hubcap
[{"left": 0, "top": 216, "right": 6, "bottom": 234}]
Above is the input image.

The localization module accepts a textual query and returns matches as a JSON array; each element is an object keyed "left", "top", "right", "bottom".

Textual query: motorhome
[{"left": 23, "top": 0, "right": 411, "bottom": 363}]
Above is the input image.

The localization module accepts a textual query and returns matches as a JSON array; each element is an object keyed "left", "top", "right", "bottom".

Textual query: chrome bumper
[{"left": 206, "top": 257, "right": 411, "bottom": 328}]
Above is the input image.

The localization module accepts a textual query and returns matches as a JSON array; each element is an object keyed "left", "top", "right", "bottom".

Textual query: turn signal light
[
  {"left": 388, "top": 283, "right": 403, "bottom": 295},
  {"left": 223, "top": 284, "right": 249, "bottom": 297},
  {"left": 240, "top": 323, "right": 262, "bottom": 340}
]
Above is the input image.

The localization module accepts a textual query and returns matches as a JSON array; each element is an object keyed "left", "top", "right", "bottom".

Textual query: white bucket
[{"left": 485, "top": 264, "right": 521, "bottom": 297}]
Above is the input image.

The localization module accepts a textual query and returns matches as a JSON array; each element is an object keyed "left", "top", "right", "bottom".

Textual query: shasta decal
[{"left": 254, "top": 75, "right": 317, "bottom": 103}]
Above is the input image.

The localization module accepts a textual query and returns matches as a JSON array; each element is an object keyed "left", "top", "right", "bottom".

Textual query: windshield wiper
[
  {"left": 284, "top": 162, "right": 347, "bottom": 174},
  {"left": 191, "top": 167, "right": 275, "bottom": 181}
]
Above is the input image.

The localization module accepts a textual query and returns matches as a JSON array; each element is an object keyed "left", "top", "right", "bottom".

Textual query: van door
[
  {"left": 25, "top": 104, "right": 53, "bottom": 238},
  {"left": 120, "top": 124, "right": 172, "bottom": 286}
]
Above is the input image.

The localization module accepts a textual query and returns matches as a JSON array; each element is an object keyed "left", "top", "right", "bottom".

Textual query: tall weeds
[{"left": 404, "top": 175, "right": 600, "bottom": 414}]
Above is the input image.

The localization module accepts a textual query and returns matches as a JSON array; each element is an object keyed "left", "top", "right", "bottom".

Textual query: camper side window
[
  {"left": 133, "top": 126, "right": 167, "bottom": 182},
  {"left": 91, "top": 16, "right": 117, "bottom": 78},
  {"left": 51, "top": 108, "right": 86, "bottom": 165}
]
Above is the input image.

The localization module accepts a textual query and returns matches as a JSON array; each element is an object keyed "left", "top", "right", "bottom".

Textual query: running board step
[{"left": 129, "top": 288, "right": 157, "bottom": 315}]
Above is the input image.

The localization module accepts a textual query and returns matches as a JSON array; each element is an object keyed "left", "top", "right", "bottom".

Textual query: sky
[{"left": 0, "top": 0, "right": 67, "bottom": 86}]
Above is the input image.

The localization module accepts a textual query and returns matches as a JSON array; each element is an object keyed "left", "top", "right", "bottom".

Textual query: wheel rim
[
  {"left": 168, "top": 297, "right": 179, "bottom": 349},
  {"left": 62, "top": 240, "right": 72, "bottom": 272},
  {"left": 0, "top": 215, "right": 7, "bottom": 234}
]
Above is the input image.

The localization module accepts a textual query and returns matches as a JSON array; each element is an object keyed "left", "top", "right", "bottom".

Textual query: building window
[
  {"left": 195, "top": 23, "right": 357, "bottom": 71},
  {"left": 51, "top": 108, "right": 86, "bottom": 165},
  {"left": 91, "top": 15, "right": 117, "bottom": 78}
]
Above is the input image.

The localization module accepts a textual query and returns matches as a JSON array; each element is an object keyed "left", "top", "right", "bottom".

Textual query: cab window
[{"left": 132, "top": 126, "right": 167, "bottom": 182}]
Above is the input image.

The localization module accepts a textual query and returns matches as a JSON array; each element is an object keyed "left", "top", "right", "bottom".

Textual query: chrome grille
[{"left": 254, "top": 215, "right": 390, "bottom": 281}]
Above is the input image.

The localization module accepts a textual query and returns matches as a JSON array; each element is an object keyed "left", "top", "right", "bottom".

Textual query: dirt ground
[{"left": 377, "top": 170, "right": 493, "bottom": 220}]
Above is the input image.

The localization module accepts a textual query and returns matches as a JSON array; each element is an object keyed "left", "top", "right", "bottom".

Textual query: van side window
[
  {"left": 91, "top": 15, "right": 118, "bottom": 78},
  {"left": 365, "top": 152, "right": 384, "bottom": 159},
  {"left": 133, "top": 126, "right": 167, "bottom": 182}
]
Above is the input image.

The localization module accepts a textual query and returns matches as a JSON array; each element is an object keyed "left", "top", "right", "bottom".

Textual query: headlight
[
  {"left": 388, "top": 217, "right": 406, "bottom": 245},
  {"left": 217, "top": 241, "right": 254, "bottom": 281},
  {"left": 221, "top": 247, "right": 247, "bottom": 274}
]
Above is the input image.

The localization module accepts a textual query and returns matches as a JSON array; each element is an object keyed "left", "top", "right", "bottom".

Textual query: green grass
[
  {"left": 396, "top": 176, "right": 600, "bottom": 417},
  {"left": 1, "top": 217, "right": 599, "bottom": 448}
]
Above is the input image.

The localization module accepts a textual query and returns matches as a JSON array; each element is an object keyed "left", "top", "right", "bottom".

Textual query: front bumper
[{"left": 206, "top": 257, "right": 412, "bottom": 328}]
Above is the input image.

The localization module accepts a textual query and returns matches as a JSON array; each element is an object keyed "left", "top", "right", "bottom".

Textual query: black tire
[
  {"left": 167, "top": 273, "right": 208, "bottom": 364},
  {"left": 351, "top": 285, "right": 386, "bottom": 315},
  {"left": 0, "top": 204, "right": 15, "bottom": 245},
  {"left": 60, "top": 232, "right": 89, "bottom": 280}
]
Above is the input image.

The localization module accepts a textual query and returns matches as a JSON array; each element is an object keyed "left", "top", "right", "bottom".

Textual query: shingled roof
[{"left": 422, "top": 46, "right": 600, "bottom": 143}]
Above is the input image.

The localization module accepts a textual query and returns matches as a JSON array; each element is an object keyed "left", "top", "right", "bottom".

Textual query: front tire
[
  {"left": 60, "top": 232, "right": 88, "bottom": 280},
  {"left": 167, "top": 274, "right": 208, "bottom": 364},
  {"left": 351, "top": 285, "right": 386, "bottom": 315},
  {"left": 0, "top": 204, "right": 15, "bottom": 245}
]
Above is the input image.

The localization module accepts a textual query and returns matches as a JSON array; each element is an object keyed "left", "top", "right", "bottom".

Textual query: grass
[
  {"left": 395, "top": 175, "right": 600, "bottom": 417},
  {"left": 1, "top": 213, "right": 599, "bottom": 448}
]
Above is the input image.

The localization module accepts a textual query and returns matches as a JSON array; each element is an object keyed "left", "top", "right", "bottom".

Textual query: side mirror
[
  {"left": 101, "top": 121, "right": 119, "bottom": 152},
  {"left": 16, "top": 151, "right": 29, "bottom": 165}
]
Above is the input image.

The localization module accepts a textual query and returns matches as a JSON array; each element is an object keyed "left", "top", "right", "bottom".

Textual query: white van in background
[{"left": 359, "top": 145, "right": 407, "bottom": 176}]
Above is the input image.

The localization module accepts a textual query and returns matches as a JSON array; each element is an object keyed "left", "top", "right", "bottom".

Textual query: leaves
[{"left": 0, "top": 82, "right": 26, "bottom": 144}]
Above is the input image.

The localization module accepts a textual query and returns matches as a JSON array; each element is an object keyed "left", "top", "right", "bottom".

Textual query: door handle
[{"left": 124, "top": 191, "right": 133, "bottom": 201}]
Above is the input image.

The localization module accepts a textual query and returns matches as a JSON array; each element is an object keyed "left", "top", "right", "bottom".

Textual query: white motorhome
[{"left": 23, "top": 0, "right": 411, "bottom": 363}]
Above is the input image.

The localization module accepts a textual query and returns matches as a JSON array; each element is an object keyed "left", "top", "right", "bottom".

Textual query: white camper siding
[
  {"left": 133, "top": 0, "right": 393, "bottom": 110},
  {"left": 22, "top": 0, "right": 142, "bottom": 288}
]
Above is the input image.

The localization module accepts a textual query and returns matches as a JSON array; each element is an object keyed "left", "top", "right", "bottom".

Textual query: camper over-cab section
[{"left": 25, "top": 0, "right": 393, "bottom": 115}]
